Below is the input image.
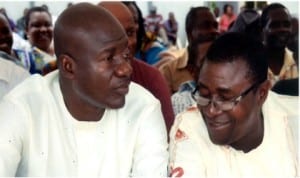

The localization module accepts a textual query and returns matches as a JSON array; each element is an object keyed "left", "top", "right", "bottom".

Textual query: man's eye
[
  {"left": 127, "top": 31, "right": 133, "bottom": 37},
  {"left": 218, "top": 94, "right": 235, "bottom": 101},
  {"left": 127, "top": 29, "right": 136, "bottom": 37},
  {"left": 105, "top": 55, "right": 114, "bottom": 62},
  {"left": 121, "top": 48, "right": 131, "bottom": 60},
  {"left": 123, "top": 52, "right": 130, "bottom": 60},
  {"left": 198, "top": 89, "right": 210, "bottom": 98}
]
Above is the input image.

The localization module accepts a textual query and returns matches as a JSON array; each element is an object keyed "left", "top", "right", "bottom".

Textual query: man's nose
[
  {"left": 114, "top": 58, "right": 132, "bottom": 78},
  {"left": 202, "top": 101, "right": 223, "bottom": 118}
]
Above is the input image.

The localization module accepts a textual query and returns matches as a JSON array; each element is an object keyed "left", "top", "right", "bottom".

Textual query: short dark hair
[
  {"left": 25, "top": 6, "right": 52, "bottom": 29},
  {"left": 223, "top": 4, "right": 233, "bottom": 14},
  {"left": 260, "top": 3, "right": 288, "bottom": 28},
  {"left": 205, "top": 32, "right": 268, "bottom": 83},
  {"left": 185, "top": 6, "right": 210, "bottom": 35}
]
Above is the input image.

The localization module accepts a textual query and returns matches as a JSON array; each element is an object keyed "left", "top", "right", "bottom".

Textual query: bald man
[
  {"left": 0, "top": 3, "right": 168, "bottom": 177},
  {"left": 99, "top": 2, "right": 174, "bottom": 133}
]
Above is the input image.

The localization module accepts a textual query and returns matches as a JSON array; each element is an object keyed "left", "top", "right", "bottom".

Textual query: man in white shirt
[
  {"left": 0, "top": 3, "right": 168, "bottom": 177},
  {"left": 169, "top": 32, "right": 299, "bottom": 177}
]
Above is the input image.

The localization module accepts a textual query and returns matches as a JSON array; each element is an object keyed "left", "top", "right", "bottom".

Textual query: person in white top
[
  {"left": 0, "top": 3, "right": 168, "bottom": 177},
  {"left": 169, "top": 32, "right": 299, "bottom": 177},
  {"left": 0, "top": 57, "right": 29, "bottom": 99}
]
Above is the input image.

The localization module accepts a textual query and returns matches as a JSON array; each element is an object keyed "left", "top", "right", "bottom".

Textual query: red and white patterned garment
[{"left": 169, "top": 91, "right": 299, "bottom": 178}]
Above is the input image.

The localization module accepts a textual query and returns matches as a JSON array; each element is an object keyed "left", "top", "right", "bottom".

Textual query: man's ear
[
  {"left": 58, "top": 54, "right": 76, "bottom": 79},
  {"left": 256, "top": 79, "right": 271, "bottom": 105}
]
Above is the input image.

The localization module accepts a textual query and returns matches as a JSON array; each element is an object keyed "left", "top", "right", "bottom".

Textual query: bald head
[{"left": 54, "top": 2, "right": 125, "bottom": 58}]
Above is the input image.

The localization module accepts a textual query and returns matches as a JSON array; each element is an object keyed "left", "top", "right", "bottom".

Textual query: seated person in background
[
  {"left": 0, "top": 3, "right": 168, "bottom": 177},
  {"left": 0, "top": 57, "right": 29, "bottom": 99},
  {"left": 163, "top": 12, "right": 178, "bottom": 46},
  {"left": 122, "top": 2, "right": 166, "bottom": 65},
  {"left": 144, "top": 5, "right": 163, "bottom": 37},
  {"left": 169, "top": 32, "right": 298, "bottom": 177},
  {"left": 0, "top": 13, "right": 30, "bottom": 69},
  {"left": 261, "top": 3, "right": 298, "bottom": 87},
  {"left": 229, "top": 1, "right": 262, "bottom": 42},
  {"left": 25, "top": 6, "right": 56, "bottom": 74},
  {"left": 219, "top": 4, "right": 236, "bottom": 33},
  {"left": 101, "top": 2, "right": 174, "bottom": 133},
  {"left": 137, "top": 31, "right": 167, "bottom": 65},
  {"left": 159, "top": 7, "right": 219, "bottom": 93},
  {"left": 171, "top": 38, "right": 214, "bottom": 116},
  {"left": 144, "top": 5, "right": 169, "bottom": 46}
]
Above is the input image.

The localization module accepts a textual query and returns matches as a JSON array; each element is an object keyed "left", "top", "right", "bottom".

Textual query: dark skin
[
  {"left": 263, "top": 7, "right": 292, "bottom": 75},
  {"left": 99, "top": 2, "right": 137, "bottom": 57},
  {"left": 26, "top": 11, "right": 53, "bottom": 54},
  {"left": 54, "top": 3, "right": 132, "bottom": 121},
  {"left": 0, "top": 14, "right": 13, "bottom": 55},
  {"left": 186, "top": 9, "right": 219, "bottom": 78},
  {"left": 198, "top": 59, "right": 270, "bottom": 152}
]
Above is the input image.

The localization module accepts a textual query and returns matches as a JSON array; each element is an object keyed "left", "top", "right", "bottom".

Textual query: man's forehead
[
  {"left": 200, "top": 60, "right": 248, "bottom": 77},
  {"left": 198, "top": 61, "right": 250, "bottom": 90}
]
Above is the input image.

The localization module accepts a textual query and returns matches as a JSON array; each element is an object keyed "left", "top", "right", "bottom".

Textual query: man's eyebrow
[
  {"left": 198, "top": 81, "right": 233, "bottom": 94},
  {"left": 216, "top": 87, "right": 232, "bottom": 94},
  {"left": 100, "top": 33, "right": 126, "bottom": 45}
]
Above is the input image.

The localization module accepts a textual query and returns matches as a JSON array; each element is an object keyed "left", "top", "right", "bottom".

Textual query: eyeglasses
[{"left": 192, "top": 81, "right": 262, "bottom": 111}]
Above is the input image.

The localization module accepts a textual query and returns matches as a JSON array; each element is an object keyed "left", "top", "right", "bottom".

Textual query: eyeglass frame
[{"left": 191, "top": 80, "right": 264, "bottom": 111}]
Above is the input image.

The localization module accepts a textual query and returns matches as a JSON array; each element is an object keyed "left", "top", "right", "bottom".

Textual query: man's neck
[
  {"left": 60, "top": 80, "right": 105, "bottom": 122},
  {"left": 230, "top": 113, "right": 264, "bottom": 153}
]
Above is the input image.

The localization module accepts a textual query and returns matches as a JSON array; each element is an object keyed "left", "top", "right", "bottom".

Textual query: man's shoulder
[
  {"left": 159, "top": 48, "right": 188, "bottom": 70},
  {"left": 170, "top": 106, "right": 209, "bottom": 147},
  {"left": 0, "top": 57, "right": 28, "bottom": 79},
  {"left": 4, "top": 71, "right": 58, "bottom": 100},
  {"left": 172, "top": 106, "right": 206, "bottom": 134},
  {"left": 265, "top": 91, "right": 299, "bottom": 116}
]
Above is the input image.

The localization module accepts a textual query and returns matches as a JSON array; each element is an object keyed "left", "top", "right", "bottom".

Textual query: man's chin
[
  {"left": 209, "top": 134, "right": 229, "bottom": 146},
  {"left": 107, "top": 98, "right": 126, "bottom": 109}
]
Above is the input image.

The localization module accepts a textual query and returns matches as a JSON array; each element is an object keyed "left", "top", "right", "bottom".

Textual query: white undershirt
[{"left": 71, "top": 110, "right": 108, "bottom": 177}]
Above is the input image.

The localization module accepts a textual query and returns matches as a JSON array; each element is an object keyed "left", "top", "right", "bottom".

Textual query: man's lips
[
  {"left": 114, "top": 80, "right": 131, "bottom": 95},
  {"left": 115, "top": 85, "right": 129, "bottom": 95},
  {"left": 206, "top": 119, "right": 231, "bottom": 129}
]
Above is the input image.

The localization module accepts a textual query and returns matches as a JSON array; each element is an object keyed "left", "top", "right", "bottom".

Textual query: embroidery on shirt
[
  {"left": 175, "top": 128, "right": 188, "bottom": 142},
  {"left": 186, "top": 105, "right": 198, "bottom": 111},
  {"left": 170, "top": 166, "right": 184, "bottom": 178}
]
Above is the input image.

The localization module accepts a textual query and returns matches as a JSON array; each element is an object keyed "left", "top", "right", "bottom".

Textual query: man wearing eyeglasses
[{"left": 169, "top": 32, "right": 299, "bottom": 178}]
